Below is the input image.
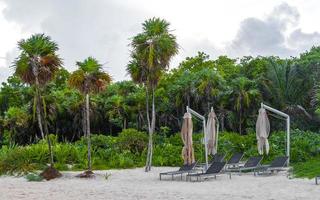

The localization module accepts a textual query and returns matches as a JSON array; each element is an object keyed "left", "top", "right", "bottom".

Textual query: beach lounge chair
[
  {"left": 211, "top": 153, "right": 226, "bottom": 162},
  {"left": 226, "top": 152, "right": 244, "bottom": 169},
  {"left": 196, "top": 153, "right": 226, "bottom": 168},
  {"left": 159, "top": 162, "right": 198, "bottom": 180},
  {"left": 257, "top": 156, "right": 288, "bottom": 175},
  {"left": 187, "top": 162, "right": 228, "bottom": 181},
  {"left": 226, "top": 156, "right": 263, "bottom": 176},
  {"left": 315, "top": 176, "right": 319, "bottom": 185}
]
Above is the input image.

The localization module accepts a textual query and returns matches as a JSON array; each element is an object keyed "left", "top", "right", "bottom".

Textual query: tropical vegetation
[{"left": 0, "top": 17, "right": 319, "bottom": 179}]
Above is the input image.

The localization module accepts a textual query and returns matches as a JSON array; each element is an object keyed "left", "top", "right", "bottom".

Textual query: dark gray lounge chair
[
  {"left": 159, "top": 162, "right": 198, "bottom": 180},
  {"left": 196, "top": 153, "right": 226, "bottom": 168},
  {"left": 226, "top": 156, "right": 263, "bottom": 175},
  {"left": 187, "top": 162, "right": 228, "bottom": 181},
  {"left": 226, "top": 152, "right": 244, "bottom": 169},
  {"left": 257, "top": 156, "right": 288, "bottom": 175},
  {"left": 212, "top": 153, "right": 226, "bottom": 163}
]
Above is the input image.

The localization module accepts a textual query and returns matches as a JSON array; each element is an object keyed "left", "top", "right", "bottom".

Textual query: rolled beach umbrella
[
  {"left": 181, "top": 112, "right": 195, "bottom": 165},
  {"left": 207, "top": 111, "right": 217, "bottom": 155},
  {"left": 256, "top": 108, "right": 270, "bottom": 155}
]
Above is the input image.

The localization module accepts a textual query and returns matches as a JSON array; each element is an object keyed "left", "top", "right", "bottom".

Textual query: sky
[{"left": 0, "top": 0, "right": 320, "bottom": 83}]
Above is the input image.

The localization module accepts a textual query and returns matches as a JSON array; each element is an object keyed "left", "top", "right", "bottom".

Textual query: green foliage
[
  {"left": 25, "top": 173, "right": 44, "bottom": 182},
  {"left": 0, "top": 30, "right": 320, "bottom": 178},
  {"left": 117, "top": 129, "right": 148, "bottom": 154},
  {"left": 0, "top": 129, "right": 320, "bottom": 178},
  {"left": 293, "top": 158, "right": 320, "bottom": 179}
]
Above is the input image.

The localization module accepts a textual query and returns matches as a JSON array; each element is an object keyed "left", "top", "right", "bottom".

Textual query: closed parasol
[
  {"left": 181, "top": 112, "right": 195, "bottom": 165},
  {"left": 207, "top": 110, "right": 218, "bottom": 155},
  {"left": 256, "top": 108, "right": 270, "bottom": 155}
]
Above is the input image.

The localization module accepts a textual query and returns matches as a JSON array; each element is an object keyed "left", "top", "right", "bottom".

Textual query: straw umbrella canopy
[
  {"left": 181, "top": 112, "right": 195, "bottom": 165},
  {"left": 256, "top": 108, "right": 270, "bottom": 155},
  {"left": 207, "top": 110, "right": 217, "bottom": 155}
]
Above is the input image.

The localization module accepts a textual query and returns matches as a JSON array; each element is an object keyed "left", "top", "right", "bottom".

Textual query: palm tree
[
  {"left": 262, "top": 58, "right": 313, "bottom": 112},
  {"left": 13, "top": 34, "right": 62, "bottom": 178},
  {"left": 127, "top": 17, "right": 178, "bottom": 171},
  {"left": 229, "top": 77, "right": 260, "bottom": 134},
  {"left": 68, "top": 57, "right": 111, "bottom": 175}
]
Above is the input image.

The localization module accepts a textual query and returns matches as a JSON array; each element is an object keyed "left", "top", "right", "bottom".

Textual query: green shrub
[
  {"left": 293, "top": 157, "right": 320, "bottom": 179},
  {"left": 25, "top": 173, "right": 44, "bottom": 182},
  {"left": 0, "top": 129, "right": 319, "bottom": 179},
  {"left": 117, "top": 129, "right": 148, "bottom": 154}
]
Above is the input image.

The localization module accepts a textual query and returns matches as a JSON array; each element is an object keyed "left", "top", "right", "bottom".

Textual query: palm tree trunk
[
  {"left": 35, "top": 82, "right": 54, "bottom": 166},
  {"left": 86, "top": 93, "right": 92, "bottom": 171},
  {"left": 36, "top": 95, "right": 45, "bottom": 139},
  {"left": 239, "top": 104, "right": 242, "bottom": 135},
  {"left": 33, "top": 62, "right": 54, "bottom": 166},
  {"left": 146, "top": 87, "right": 156, "bottom": 172},
  {"left": 42, "top": 104, "right": 54, "bottom": 166},
  {"left": 31, "top": 59, "right": 45, "bottom": 140},
  {"left": 82, "top": 102, "right": 87, "bottom": 137},
  {"left": 145, "top": 87, "right": 153, "bottom": 172}
]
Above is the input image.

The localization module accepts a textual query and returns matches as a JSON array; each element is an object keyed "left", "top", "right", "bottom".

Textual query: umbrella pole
[
  {"left": 216, "top": 123, "right": 219, "bottom": 153},
  {"left": 203, "top": 119, "right": 208, "bottom": 170},
  {"left": 261, "top": 103, "right": 290, "bottom": 166},
  {"left": 187, "top": 106, "right": 209, "bottom": 170}
]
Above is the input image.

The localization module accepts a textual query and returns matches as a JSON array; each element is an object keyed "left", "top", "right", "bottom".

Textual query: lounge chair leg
[
  {"left": 160, "top": 174, "right": 161, "bottom": 180},
  {"left": 172, "top": 174, "right": 174, "bottom": 180},
  {"left": 316, "top": 177, "right": 318, "bottom": 185},
  {"left": 229, "top": 173, "right": 231, "bottom": 179},
  {"left": 214, "top": 175, "right": 216, "bottom": 179},
  {"left": 181, "top": 174, "right": 183, "bottom": 180}
]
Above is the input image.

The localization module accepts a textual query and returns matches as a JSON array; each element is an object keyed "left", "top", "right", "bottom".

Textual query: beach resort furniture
[
  {"left": 226, "top": 156, "right": 263, "bottom": 175},
  {"left": 316, "top": 176, "right": 319, "bottom": 185},
  {"left": 187, "top": 162, "right": 228, "bottom": 181},
  {"left": 159, "top": 162, "right": 198, "bottom": 180},
  {"left": 226, "top": 152, "right": 244, "bottom": 169},
  {"left": 211, "top": 153, "right": 226, "bottom": 162},
  {"left": 257, "top": 156, "right": 288, "bottom": 175},
  {"left": 196, "top": 153, "right": 226, "bottom": 169}
]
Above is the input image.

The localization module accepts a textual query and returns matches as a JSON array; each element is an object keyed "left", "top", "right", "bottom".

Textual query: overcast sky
[{"left": 0, "top": 0, "right": 320, "bottom": 83}]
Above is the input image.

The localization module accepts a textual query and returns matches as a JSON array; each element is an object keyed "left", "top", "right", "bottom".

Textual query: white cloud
[
  {"left": 0, "top": 0, "right": 320, "bottom": 84},
  {"left": 227, "top": 3, "right": 320, "bottom": 58}
]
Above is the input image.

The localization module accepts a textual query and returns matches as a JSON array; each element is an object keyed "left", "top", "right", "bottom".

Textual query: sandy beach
[{"left": 0, "top": 167, "right": 318, "bottom": 200}]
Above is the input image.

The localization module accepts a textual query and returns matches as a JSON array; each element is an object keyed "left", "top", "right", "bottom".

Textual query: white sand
[{"left": 0, "top": 167, "right": 318, "bottom": 200}]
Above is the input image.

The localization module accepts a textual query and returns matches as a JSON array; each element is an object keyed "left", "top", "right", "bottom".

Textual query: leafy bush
[
  {"left": 0, "top": 129, "right": 320, "bottom": 179},
  {"left": 25, "top": 173, "right": 44, "bottom": 182},
  {"left": 117, "top": 129, "right": 148, "bottom": 154},
  {"left": 293, "top": 157, "right": 320, "bottom": 179}
]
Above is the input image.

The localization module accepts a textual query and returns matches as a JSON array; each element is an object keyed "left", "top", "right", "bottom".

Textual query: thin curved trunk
[
  {"left": 239, "top": 102, "right": 242, "bottom": 135},
  {"left": 31, "top": 59, "right": 45, "bottom": 140},
  {"left": 146, "top": 87, "right": 156, "bottom": 172},
  {"left": 32, "top": 59, "right": 54, "bottom": 166},
  {"left": 82, "top": 101, "right": 87, "bottom": 137},
  {"left": 86, "top": 93, "right": 92, "bottom": 171},
  {"left": 42, "top": 105, "right": 54, "bottom": 166},
  {"left": 36, "top": 93, "right": 45, "bottom": 139},
  {"left": 145, "top": 86, "right": 155, "bottom": 172}
]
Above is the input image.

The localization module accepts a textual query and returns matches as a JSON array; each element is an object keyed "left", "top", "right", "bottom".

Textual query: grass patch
[{"left": 293, "top": 157, "right": 320, "bottom": 179}]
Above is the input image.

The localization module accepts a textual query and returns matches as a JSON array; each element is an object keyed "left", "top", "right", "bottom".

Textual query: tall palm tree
[
  {"left": 230, "top": 77, "right": 260, "bottom": 134},
  {"left": 127, "top": 17, "right": 178, "bottom": 172},
  {"left": 13, "top": 34, "right": 62, "bottom": 176},
  {"left": 68, "top": 57, "right": 111, "bottom": 175}
]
